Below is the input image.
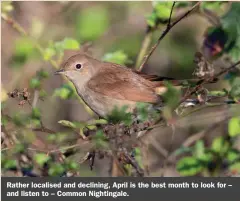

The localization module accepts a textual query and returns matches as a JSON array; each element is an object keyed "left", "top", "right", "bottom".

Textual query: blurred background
[{"left": 1, "top": 1, "right": 240, "bottom": 177}]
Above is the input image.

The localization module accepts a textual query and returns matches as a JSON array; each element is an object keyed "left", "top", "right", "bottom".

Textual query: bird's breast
[{"left": 76, "top": 86, "right": 136, "bottom": 117}]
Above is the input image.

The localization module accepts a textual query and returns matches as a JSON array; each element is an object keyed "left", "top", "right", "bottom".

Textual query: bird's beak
[{"left": 54, "top": 69, "right": 64, "bottom": 75}]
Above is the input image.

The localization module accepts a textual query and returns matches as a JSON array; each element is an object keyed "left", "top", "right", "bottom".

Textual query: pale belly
[{"left": 76, "top": 87, "right": 137, "bottom": 117}]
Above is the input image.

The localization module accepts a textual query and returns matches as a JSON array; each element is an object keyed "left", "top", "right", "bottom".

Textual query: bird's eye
[{"left": 75, "top": 64, "right": 82, "bottom": 69}]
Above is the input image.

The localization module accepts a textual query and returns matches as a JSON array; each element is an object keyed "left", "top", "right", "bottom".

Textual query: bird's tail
[{"left": 153, "top": 78, "right": 218, "bottom": 95}]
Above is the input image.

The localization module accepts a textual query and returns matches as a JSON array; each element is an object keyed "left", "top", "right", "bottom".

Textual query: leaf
[
  {"left": 1, "top": 1, "right": 13, "bottom": 14},
  {"left": 65, "top": 161, "right": 80, "bottom": 171},
  {"left": 1, "top": 86, "right": 8, "bottom": 102},
  {"left": 15, "top": 37, "right": 35, "bottom": 57},
  {"left": 176, "top": 157, "right": 203, "bottom": 176},
  {"left": 226, "top": 149, "right": 240, "bottom": 163},
  {"left": 29, "top": 78, "right": 41, "bottom": 89},
  {"left": 208, "top": 90, "right": 228, "bottom": 97},
  {"left": 211, "top": 136, "right": 229, "bottom": 155},
  {"left": 200, "top": 2, "right": 226, "bottom": 14},
  {"left": 90, "top": 119, "right": 108, "bottom": 125},
  {"left": 229, "top": 84, "right": 240, "bottom": 100},
  {"left": 31, "top": 108, "right": 41, "bottom": 120},
  {"left": 154, "top": 2, "right": 173, "bottom": 20},
  {"left": 62, "top": 38, "right": 80, "bottom": 50},
  {"left": 146, "top": 12, "right": 158, "bottom": 28},
  {"left": 228, "top": 117, "right": 240, "bottom": 137},
  {"left": 30, "top": 18, "right": 45, "bottom": 39},
  {"left": 34, "top": 153, "right": 50, "bottom": 167},
  {"left": 173, "top": 146, "right": 193, "bottom": 156},
  {"left": 162, "top": 81, "right": 181, "bottom": 109},
  {"left": 39, "top": 89, "right": 47, "bottom": 98},
  {"left": 58, "top": 120, "right": 76, "bottom": 129},
  {"left": 3, "top": 159, "right": 17, "bottom": 170},
  {"left": 53, "top": 84, "right": 75, "bottom": 100},
  {"left": 37, "top": 69, "right": 49, "bottom": 79},
  {"left": 48, "top": 163, "right": 65, "bottom": 176},
  {"left": 76, "top": 6, "right": 109, "bottom": 41},
  {"left": 13, "top": 144, "right": 25, "bottom": 153},
  {"left": 43, "top": 47, "right": 56, "bottom": 61},
  {"left": 102, "top": 50, "right": 132, "bottom": 65},
  {"left": 229, "top": 162, "right": 240, "bottom": 174},
  {"left": 194, "top": 140, "right": 205, "bottom": 159},
  {"left": 136, "top": 102, "right": 151, "bottom": 122},
  {"left": 221, "top": 3, "right": 240, "bottom": 62},
  {"left": 107, "top": 105, "right": 133, "bottom": 126}
]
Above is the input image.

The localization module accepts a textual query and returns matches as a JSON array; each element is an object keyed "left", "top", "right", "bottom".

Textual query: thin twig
[
  {"left": 1, "top": 13, "right": 94, "bottom": 116},
  {"left": 180, "top": 60, "right": 240, "bottom": 104},
  {"left": 138, "top": 2, "right": 201, "bottom": 71}
]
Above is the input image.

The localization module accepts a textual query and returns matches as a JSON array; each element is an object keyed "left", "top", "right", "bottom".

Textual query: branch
[
  {"left": 137, "top": 2, "right": 201, "bottom": 71},
  {"left": 180, "top": 60, "right": 240, "bottom": 104},
  {"left": 1, "top": 13, "right": 94, "bottom": 116}
]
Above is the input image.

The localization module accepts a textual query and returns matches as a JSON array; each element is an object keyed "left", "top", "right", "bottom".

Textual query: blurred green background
[{"left": 1, "top": 1, "right": 240, "bottom": 177}]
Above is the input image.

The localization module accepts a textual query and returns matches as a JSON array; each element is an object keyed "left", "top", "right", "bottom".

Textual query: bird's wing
[
  {"left": 133, "top": 70, "right": 175, "bottom": 81},
  {"left": 87, "top": 64, "right": 159, "bottom": 103}
]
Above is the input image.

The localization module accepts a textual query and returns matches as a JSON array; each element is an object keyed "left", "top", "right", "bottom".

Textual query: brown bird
[{"left": 55, "top": 53, "right": 212, "bottom": 118}]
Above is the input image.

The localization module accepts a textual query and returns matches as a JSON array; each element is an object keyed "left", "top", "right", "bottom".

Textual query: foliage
[
  {"left": 76, "top": 6, "right": 109, "bottom": 41},
  {"left": 102, "top": 50, "right": 132, "bottom": 65},
  {"left": 203, "top": 2, "right": 240, "bottom": 62},
  {"left": 2, "top": 1, "right": 240, "bottom": 178},
  {"left": 176, "top": 121, "right": 240, "bottom": 176}
]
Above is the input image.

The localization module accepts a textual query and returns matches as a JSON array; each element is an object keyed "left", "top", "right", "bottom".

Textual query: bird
[{"left": 55, "top": 53, "right": 215, "bottom": 118}]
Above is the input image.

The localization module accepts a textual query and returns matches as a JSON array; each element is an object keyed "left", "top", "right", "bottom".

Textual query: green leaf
[
  {"left": 15, "top": 37, "right": 35, "bottom": 57},
  {"left": 13, "top": 144, "right": 25, "bottom": 153},
  {"left": 221, "top": 3, "right": 240, "bottom": 62},
  {"left": 194, "top": 140, "right": 205, "bottom": 159},
  {"left": 34, "top": 153, "right": 50, "bottom": 167},
  {"left": 146, "top": 12, "right": 158, "bottom": 28},
  {"left": 58, "top": 120, "right": 76, "bottom": 129},
  {"left": 39, "top": 89, "right": 47, "bottom": 98},
  {"left": 173, "top": 146, "right": 193, "bottom": 156},
  {"left": 48, "top": 163, "right": 65, "bottom": 176},
  {"left": 228, "top": 117, "right": 240, "bottom": 137},
  {"left": 136, "top": 102, "right": 151, "bottom": 122},
  {"left": 154, "top": 2, "right": 173, "bottom": 20},
  {"left": 229, "top": 84, "right": 240, "bottom": 100},
  {"left": 43, "top": 47, "right": 56, "bottom": 61},
  {"left": 102, "top": 50, "right": 132, "bottom": 65},
  {"left": 53, "top": 84, "right": 75, "bottom": 100},
  {"left": 29, "top": 78, "right": 41, "bottom": 89},
  {"left": 162, "top": 81, "right": 181, "bottom": 109},
  {"left": 22, "top": 130, "right": 36, "bottom": 143},
  {"left": 227, "top": 149, "right": 240, "bottom": 163},
  {"left": 12, "top": 113, "right": 28, "bottom": 127},
  {"left": 211, "top": 136, "right": 229, "bottom": 155},
  {"left": 90, "top": 119, "right": 108, "bottom": 125},
  {"left": 76, "top": 6, "right": 109, "bottom": 41},
  {"left": 107, "top": 105, "right": 133, "bottom": 126},
  {"left": 62, "top": 38, "right": 80, "bottom": 50},
  {"left": 200, "top": 2, "right": 226, "bottom": 13},
  {"left": 37, "top": 69, "right": 49, "bottom": 79},
  {"left": 229, "top": 162, "right": 240, "bottom": 173},
  {"left": 31, "top": 108, "right": 41, "bottom": 120},
  {"left": 3, "top": 159, "right": 17, "bottom": 170},
  {"left": 1, "top": 1, "right": 13, "bottom": 14},
  {"left": 176, "top": 157, "right": 203, "bottom": 176},
  {"left": 65, "top": 161, "right": 80, "bottom": 170},
  {"left": 208, "top": 90, "right": 228, "bottom": 97}
]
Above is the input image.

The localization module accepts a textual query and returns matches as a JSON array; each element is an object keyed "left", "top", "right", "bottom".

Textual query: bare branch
[{"left": 138, "top": 2, "right": 201, "bottom": 71}]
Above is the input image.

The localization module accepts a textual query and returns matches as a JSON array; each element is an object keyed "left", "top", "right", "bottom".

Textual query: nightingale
[{"left": 55, "top": 53, "right": 214, "bottom": 118}]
